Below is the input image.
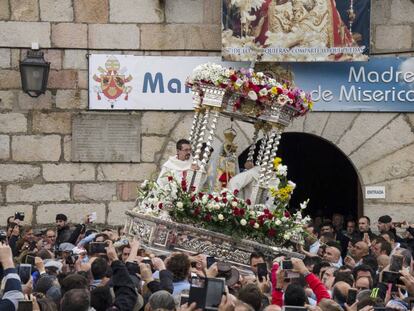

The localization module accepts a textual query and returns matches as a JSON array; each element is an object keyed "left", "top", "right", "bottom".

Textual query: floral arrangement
[
  {"left": 186, "top": 63, "right": 313, "bottom": 117},
  {"left": 134, "top": 157, "right": 310, "bottom": 246}
]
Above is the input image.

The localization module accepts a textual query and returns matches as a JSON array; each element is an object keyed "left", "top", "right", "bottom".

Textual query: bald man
[
  {"left": 324, "top": 246, "right": 342, "bottom": 268},
  {"left": 332, "top": 281, "right": 351, "bottom": 305},
  {"left": 377, "top": 254, "right": 390, "bottom": 272}
]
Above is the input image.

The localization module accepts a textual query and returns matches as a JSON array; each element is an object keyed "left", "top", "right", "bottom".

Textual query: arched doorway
[{"left": 238, "top": 132, "right": 363, "bottom": 221}]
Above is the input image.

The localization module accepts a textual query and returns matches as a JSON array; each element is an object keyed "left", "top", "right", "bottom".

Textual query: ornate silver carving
[
  {"left": 125, "top": 210, "right": 304, "bottom": 269},
  {"left": 201, "top": 85, "right": 226, "bottom": 108}
]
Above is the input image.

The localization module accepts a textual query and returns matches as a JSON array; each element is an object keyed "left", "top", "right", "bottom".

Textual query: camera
[
  {"left": 0, "top": 230, "right": 7, "bottom": 242},
  {"left": 89, "top": 242, "right": 108, "bottom": 254}
]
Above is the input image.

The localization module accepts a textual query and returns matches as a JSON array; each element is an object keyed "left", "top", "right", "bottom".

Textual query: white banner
[{"left": 89, "top": 54, "right": 246, "bottom": 110}]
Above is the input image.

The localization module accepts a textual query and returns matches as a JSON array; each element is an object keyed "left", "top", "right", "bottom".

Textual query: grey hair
[{"left": 148, "top": 290, "right": 176, "bottom": 311}]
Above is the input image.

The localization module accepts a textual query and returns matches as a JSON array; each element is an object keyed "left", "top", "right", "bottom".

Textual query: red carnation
[
  {"left": 181, "top": 179, "right": 187, "bottom": 191},
  {"left": 194, "top": 207, "right": 201, "bottom": 216},
  {"left": 277, "top": 87, "right": 283, "bottom": 94},
  {"left": 158, "top": 203, "right": 163, "bottom": 209},
  {"left": 268, "top": 228, "right": 276, "bottom": 237},
  {"left": 222, "top": 198, "right": 228, "bottom": 204},
  {"left": 214, "top": 197, "right": 219, "bottom": 202},
  {"left": 258, "top": 215, "right": 265, "bottom": 225},
  {"left": 204, "top": 214, "right": 212, "bottom": 221},
  {"left": 198, "top": 192, "right": 204, "bottom": 199},
  {"left": 284, "top": 211, "right": 291, "bottom": 218},
  {"left": 287, "top": 92, "right": 295, "bottom": 100},
  {"left": 230, "top": 74, "right": 238, "bottom": 82},
  {"left": 249, "top": 219, "right": 256, "bottom": 227},
  {"left": 246, "top": 199, "right": 251, "bottom": 205},
  {"left": 233, "top": 189, "right": 239, "bottom": 195},
  {"left": 233, "top": 208, "right": 240, "bottom": 216},
  {"left": 190, "top": 186, "right": 196, "bottom": 192},
  {"left": 168, "top": 176, "right": 173, "bottom": 182},
  {"left": 208, "top": 194, "right": 214, "bottom": 200},
  {"left": 263, "top": 208, "right": 270, "bottom": 215},
  {"left": 190, "top": 195, "right": 196, "bottom": 202},
  {"left": 239, "top": 208, "right": 245, "bottom": 216}
]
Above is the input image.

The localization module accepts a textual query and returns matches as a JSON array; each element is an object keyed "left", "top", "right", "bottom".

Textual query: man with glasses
[{"left": 157, "top": 139, "right": 198, "bottom": 187}]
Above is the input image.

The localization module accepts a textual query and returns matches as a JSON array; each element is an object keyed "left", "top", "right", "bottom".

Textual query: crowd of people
[{"left": 1, "top": 211, "right": 414, "bottom": 311}]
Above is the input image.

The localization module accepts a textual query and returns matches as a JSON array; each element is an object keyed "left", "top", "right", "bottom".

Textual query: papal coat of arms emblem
[{"left": 93, "top": 56, "right": 133, "bottom": 107}]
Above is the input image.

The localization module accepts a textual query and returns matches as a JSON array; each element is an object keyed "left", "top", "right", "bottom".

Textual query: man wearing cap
[{"left": 55, "top": 214, "right": 72, "bottom": 247}]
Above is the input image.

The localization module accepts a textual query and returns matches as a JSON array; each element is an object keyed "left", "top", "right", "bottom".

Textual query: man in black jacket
[{"left": 56, "top": 214, "right": 72, "bottom": 247}]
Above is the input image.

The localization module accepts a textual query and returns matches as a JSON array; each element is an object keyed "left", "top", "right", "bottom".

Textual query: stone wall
[{"left": 0, "top": 0, "right": 414, "bottom": 227}]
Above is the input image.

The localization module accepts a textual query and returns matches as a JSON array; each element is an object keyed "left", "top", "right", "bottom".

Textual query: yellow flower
[
  {"left": 273, "top": 157, "right": 282, "bottom": 169},
  {"left": 269, "top": 187, "right": 278, "bottom": 197},
  {"left": 270, "top": 87, "right": 278, "bottom": 95}
]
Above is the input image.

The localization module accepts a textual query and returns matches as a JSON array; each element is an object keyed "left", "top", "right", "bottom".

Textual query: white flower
[
  {"left": 288, "top": 181, "right": 296, "bottom": 189},
  {"left": 248, "top": 90, "right": 258, "bottom": 101},
  {"left": 254, "top": 223, "right": 260, "bottom": 229},
  {"left": 256, "top": 72, "right": 264, "bottom": 78},
  {"left": 281, "top": 217, "right": 288, "bottom": 222},
  {"left": 259, "top": 88, "right": 268, "bottom": 96},
  {"left": 300, "top": 199, "right": 309, "bottom": 209},
  {"left": 202, "top": 196, "right": 208, "bottom": 204},
  {"left": 275, "top": 219, "right": 282, "bottom": 225},
  {"left": 140, "top": 180, "right": 149, "bottom": 189},
  {"left": 218, "top": 214, "right": 224, "bottom": 221},
  {"left": 277, "top": 94, "right": 292, "bottom": 106},
  {"left": 277, "top": 164, "right": 288, "bottom": 176},
  {"left": 249, "top": 211, "right": 256, "bottom": 217},
  {"left": 240, "top": 219, "right": 247, "bottom": 226},
  {"left": 231, "top": 201, "right": 238, "bottom": 207},
  {"left": 214, "top": 204, "right": 221, "bottom": 210},
  {"left": 284, "top": 233, "right": 291, "bottom": 240},
  {"left": 176, "top": 202, "right": 184, "bottom": 210}
]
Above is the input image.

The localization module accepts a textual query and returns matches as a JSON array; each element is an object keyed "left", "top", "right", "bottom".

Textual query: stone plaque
[{"left": 72, "top": 113, "right": 140, "bottom": 162}]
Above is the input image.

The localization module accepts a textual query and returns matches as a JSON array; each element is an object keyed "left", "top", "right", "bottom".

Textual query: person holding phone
[
  {"left": 271, "top": 258, "right": 330, "bottom": 306},
  {"left": 0, "top": 242, "right": 25, "bottom": 311}
]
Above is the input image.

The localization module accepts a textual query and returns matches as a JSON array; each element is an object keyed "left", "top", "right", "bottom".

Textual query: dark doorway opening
[{"left": 238, "top": 132, "right": 362, "bottom": 221}]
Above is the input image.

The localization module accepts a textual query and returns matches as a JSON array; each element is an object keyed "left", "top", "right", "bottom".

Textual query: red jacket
[{"left": 271, "top": 263, "right": 331, "bottom": 306}]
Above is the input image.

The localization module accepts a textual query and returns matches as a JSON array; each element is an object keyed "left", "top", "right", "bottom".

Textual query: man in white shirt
[{"left": 157, "top": 139, "right": 198, "bottom": 187}]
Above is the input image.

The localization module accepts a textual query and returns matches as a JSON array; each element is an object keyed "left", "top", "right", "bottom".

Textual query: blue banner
[{"left": 288, "top": 57, "right": 414, "bottom": 112}]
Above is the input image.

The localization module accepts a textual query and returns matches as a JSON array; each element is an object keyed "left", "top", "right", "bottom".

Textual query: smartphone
[
  {"left": 89, "top": 242, "right": 107, "bottom": 254},
  {"left": 205, "top": 278, "right": 225, "bottom": 310},
  {"left": 282, "top": 260, "right": 293, "bottom": 270},
  {"left": 18, "top": 264, "right": 32, "bottom": 284},
  {"left": 142, "top": 257, "right": 152, "bottom": 265},
  {"left": 257, "top": 262, "right": 268, "bottom": 282},
  {"left": 392, "top": 222, "right": 403, "bottom": 228},
  {"left": 180, "top": 294, "right": 189, "bottom": 306},
  {"left": 189, "top": 277, "right": 207, "bottom": 309},
  {"left": 347, "top": 288, "right": 357, "bottom": 305},
  {"left": 390, "top": 255, "right": 403, "bottom": 272},
  {"left": 382, "top": 271, "right": 402, "bottom": 284},
  {"left": 18, "top": 301, "right": 33, "bottom": 311},
  {"left": 25, "top": 255, "right": 35, "bottom": 266},
  {"left": 15, "top": 211, "right": 25, "bottom": 221},
  {"left": 207, "top": 256, "right": 216, "bottom": 269}
]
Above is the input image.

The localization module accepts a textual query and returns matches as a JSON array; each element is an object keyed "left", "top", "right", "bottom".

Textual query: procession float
[{"left": 125, "top": 63, "right": 313, "bottom": 268}]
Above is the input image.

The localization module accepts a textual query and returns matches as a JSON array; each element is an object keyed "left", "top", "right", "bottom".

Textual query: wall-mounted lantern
[{"left": 19, "top": 46, "right": 50, "bottom": 98}]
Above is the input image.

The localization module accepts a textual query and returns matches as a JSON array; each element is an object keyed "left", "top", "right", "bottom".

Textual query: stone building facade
[{"left": 0, "top": 0, "right": 413, "bottom": 227}]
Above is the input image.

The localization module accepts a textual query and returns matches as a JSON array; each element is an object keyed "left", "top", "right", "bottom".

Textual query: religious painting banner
[
  {"left": 221, "top": 0, "right": 370, "bottom": 62},
  {"left": 89, "top": 55, "right": 414, "bottom": 112}
]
